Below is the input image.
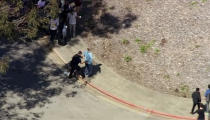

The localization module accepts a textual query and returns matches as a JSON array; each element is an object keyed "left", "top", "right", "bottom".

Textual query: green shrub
[
  {"left": 163, "top": 74, "right": 170, "bottom": 79},
  {"left": 202, "top": 0, "right": 207, "bottom": 3},
  {"left": 176, "top": 73, "right": 180, "bottom": 76},
  {"left": 154, "top": 48, "right": 160, "bottom": 54},
  {"left": 124, "top": 56, "right": 132, "bottom": 62},
  {"left": 140, "top": 45, "right": 147, "bottom": 53},
  {"left": 180, "top": 85, "right": 190, "bottom": 97},
  {"left": 191, "top": 1, "right": 199, "bottom": 5},
  {"left": 122, "top": 39, "right": 129, "bottom": 45},
  {"left": 139, "top": 40, "right": 155, "bottom": 53},
  {"left": 135, "top": 38, "right": 141, "bottom": 43}
]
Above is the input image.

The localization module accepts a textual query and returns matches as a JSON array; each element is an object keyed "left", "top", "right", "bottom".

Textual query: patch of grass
[
  {"left": 124, "top": 56, "right": 132, "bottom": 62},
  {"left": 140, "top": 45, "right": 148, "bottom": 53},
  {"left": 122, "top": 39, "right": 129, "bottom": 45},
  {"left": 146, "top": 0, "right": 153, "bottom": 2},
  {"left": 154, "top": 48, "right": 160, "bottom": 54},
  {"left": 135, "top": 38, "right": 141, "bottom": 44},
  {"left": 202, "top": 0, "right": 207, "bottom": 3},
  {"left": 139, "top": 40, "right": 155, "bottom": 53},
  {"left": 191, "top": 1, "right": 199, "bottom": 5},
  {"left": 179, "top": 85, "right": 190, "bottom": 97},
  {"left": 195, "top": 45, "right": 201, "bottom": 48},
  {"left": 176, "top": 73, "right": 180, "bottom": 76},
  {"left": 163, "top": 74, "right": 170, "bottom": 79}
]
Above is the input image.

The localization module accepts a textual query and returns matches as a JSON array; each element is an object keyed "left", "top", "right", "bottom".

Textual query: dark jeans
[
  {"left": 85, "top": 63, "right": 93, "bottom": 77},
  {"left": 191, "top": 102, "right": 200, "bottom": 113},
  {"left": 69, "top": 65, "right": 84, "bottom": 78},
  {"left": 50, "top": 30, "right": 57, "bottom": 43}
]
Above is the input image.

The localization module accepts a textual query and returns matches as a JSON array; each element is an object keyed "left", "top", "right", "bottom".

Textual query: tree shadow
[
  {"left": 78, "top": 0, "right": 137, "bottom": 37},
  {"left": 77, "top": 0, "right": 137, "bottom": 38},
  {"left": 0, "top": 40, "right": 79, "bottom": 119}
]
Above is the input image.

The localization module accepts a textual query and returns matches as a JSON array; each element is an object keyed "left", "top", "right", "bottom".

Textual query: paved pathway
[{"left": 48, "top": 36, "right": 199, "bottom": 119}]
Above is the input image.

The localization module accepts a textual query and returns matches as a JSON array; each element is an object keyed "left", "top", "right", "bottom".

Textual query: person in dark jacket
[
  {"left": 68, "top": 51, "right": 84, "bottom": 79},
  {"left": 191, "top": 88, "right": 201, "bottom": 114},
  {"left": 192, "top": 103, "right": 205, "bottom": 120}
]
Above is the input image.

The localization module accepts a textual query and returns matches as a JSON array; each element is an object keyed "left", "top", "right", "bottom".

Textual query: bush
[
  {"left": 124, "top": 56, "right": 132, "bottom": 62},
  {"left": 122, "top": 39, "right": 129, "bottom": 45}
]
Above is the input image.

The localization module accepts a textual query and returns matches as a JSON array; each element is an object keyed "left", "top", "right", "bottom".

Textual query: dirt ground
[{"left": 79, "top": 0, "right": 210, "bottom": 97}]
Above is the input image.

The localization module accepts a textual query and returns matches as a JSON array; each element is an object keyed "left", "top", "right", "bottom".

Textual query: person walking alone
[
  {"left": 84, "top": 48, "right": 93, "bottom": 77},
  {"left": 191, "top": 88, "right": 201, "bottom": 114}
]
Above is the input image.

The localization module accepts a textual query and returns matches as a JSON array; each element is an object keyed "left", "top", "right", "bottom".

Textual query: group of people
[
  {"left": 68, "top": 48, "right": 93, "bottom": 79},
  {"left": 49, "top": 0, "right": 82, "bottom": 45},
  {"left": 191, "top": 85, "right": 210, "bottom": 120}
]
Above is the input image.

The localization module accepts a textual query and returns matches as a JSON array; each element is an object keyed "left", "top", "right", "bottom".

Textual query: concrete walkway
[
  {"left": 50, "top": 36, "right": 198, "bottom": 119},
  {"left": 44, "top": 40, "right": 168, "bottom": 120}
]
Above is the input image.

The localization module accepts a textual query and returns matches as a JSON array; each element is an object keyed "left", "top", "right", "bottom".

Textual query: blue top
[
  {"left": 205, "top": 89, "right": 210, "bottom": 97},
  {"left": 84, "top": 51, "right": 92, "bottom": 64}
]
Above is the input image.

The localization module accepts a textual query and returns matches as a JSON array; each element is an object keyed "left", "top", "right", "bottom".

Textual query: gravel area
[{"left": 83, "top": 0, "right": 210, "bottom": 97}]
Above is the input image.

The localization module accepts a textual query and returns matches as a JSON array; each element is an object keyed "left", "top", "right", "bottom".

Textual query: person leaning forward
[
  {"left": 191, "top": 88, "right": 201, "bottom": 114},
  {"left": 68, "top": 51, "right": 84, "bottom": 79}
]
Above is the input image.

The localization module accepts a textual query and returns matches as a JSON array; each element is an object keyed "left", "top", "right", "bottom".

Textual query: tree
[{"left": 0, "top": 0, "right": 60, "bottom": 41}]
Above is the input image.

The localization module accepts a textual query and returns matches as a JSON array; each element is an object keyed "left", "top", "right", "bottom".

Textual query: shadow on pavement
[{"left": 0, "top": 40, "right": 79, "bottom": 120}]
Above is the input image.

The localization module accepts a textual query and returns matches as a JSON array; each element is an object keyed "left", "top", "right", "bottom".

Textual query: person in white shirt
[
  {"left": 67, "top": 8, "right": 81, "bottom": 38},
  {"left": 49, "top": 17, "right": 59, "bottom": 44}
]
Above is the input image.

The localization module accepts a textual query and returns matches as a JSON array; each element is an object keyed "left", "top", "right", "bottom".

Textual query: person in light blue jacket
[
  {"left": 84, "top": 48, "right": 93, "bottom": 77},
  {"left": 205, "top": 84, "right": 210, "bottom": 112}
]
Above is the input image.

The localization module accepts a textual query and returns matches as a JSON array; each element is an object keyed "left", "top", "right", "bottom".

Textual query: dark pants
[
  {"left": 85, "top": 63, "right": 93, "bottom": 77},
  {"left": 50, "top": 30, "right": 57, "bottom": 43},
  {"left": 191, "top": 102, "right": 200, "bottom": 113},
  {"left": 69, "top": 65, "right": 84, "bottom": 78}
]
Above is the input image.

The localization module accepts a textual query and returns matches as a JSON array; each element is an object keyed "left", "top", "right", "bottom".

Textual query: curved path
[
  {"left": 43, "top": 36, "right": 198, "bottom": 120},
  {"left": 45, "top": 44, "right": 167, "bottom": 120}
]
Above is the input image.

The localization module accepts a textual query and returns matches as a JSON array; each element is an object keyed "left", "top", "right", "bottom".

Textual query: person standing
[
  {"left": 69, "top": 51, "right": 84, "bottom": 79},
  {"left": 67, "top": 8, "right": 81, "bottom": 38},
  {"left": 192, "top": 103, "right": 205, "bottom": 120},
  {"left": 205, "top": 84, "right": 210, "bottom": 112},
  {"left": 61, "top": 24, "right": 68, "bottom": 45},
  {"left": 84, "top": 48, "right": 93, "bottom": 77},
  {"left": 191, "top": 88, "right": 201, "bottom": 114},
  {"left": 49, "top": 17, "right": 59, "bottom": 44}
]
